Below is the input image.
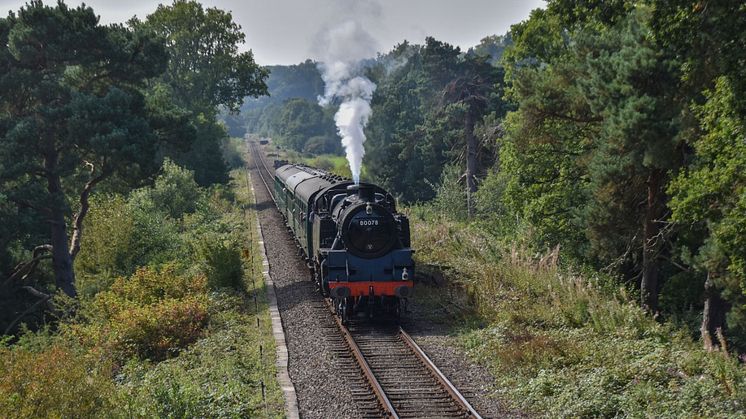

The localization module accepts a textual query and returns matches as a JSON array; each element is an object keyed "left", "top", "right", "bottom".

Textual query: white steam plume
[{"left": 315, "top": 20, "right": 377, "bottom": 184}]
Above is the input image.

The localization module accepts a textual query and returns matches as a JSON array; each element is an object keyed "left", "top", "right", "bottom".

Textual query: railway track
[
  {"left": 247, "top": 140, "right": 276, "bottom": 204},
  {"left": 247, "top": 139, "right": 482, "bottom": 419}
]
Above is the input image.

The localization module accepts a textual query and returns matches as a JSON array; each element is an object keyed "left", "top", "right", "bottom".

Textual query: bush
[
  {"left": 221, "top": 137, "right": 246, "bottom": 169},
  {"left": 101, "top": 264, "right": 206, "bottom": 305},
  {"left": 75, "top": 188, "right": 185, "bottom": 298},
  {"left": 70, "top": 265, "right": 209, "bottom": 362},
  {"left": 0, "top": 344, "right": 115, "bottom": 418},
  {"left": 198, "top": 238, "right": 244, "bottom": 289},
  {"left": 109, "top": 296, "right": 208, "bottom": 361},
  {"left": 114, "top": 291, "right": 285, "bottom": 418},
  {"left": 130, "top": 158, "right": 201, "bottom": 219},
  {"left": 432, "top": 163, "right": 468, "bottom": 221}
]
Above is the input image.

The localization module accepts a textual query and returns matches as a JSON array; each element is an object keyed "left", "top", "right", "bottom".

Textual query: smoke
[{"left": 314, "top": 20, "right": 378, "bottom": 184}]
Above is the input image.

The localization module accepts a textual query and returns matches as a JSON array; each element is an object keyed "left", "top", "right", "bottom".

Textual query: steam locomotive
[{"left": 274, "top": 164, "right": 414, "bottom": 322}]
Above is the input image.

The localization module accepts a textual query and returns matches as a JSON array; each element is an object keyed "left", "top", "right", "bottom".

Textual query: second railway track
[{"left": 247, "top": 139, "right": 483, "bottom": 419}]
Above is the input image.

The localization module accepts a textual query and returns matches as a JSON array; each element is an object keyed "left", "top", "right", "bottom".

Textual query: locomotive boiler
[{"left": 274, "top": 164, "right": 414, "bottom": 322}]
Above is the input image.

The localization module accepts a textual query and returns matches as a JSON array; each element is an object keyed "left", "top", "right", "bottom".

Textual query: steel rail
[
  {"left": 247, "top": 140, "right": 276, "bottom": 203},
  {"left": 398, "top": 327, "right": 483, "bottom": 418},
  {"left": 327, "top": 301, "right": 400, "bottom": 419}
]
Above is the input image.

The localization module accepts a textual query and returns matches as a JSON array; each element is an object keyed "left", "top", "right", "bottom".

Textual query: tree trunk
[
  {"left": 701, "top": 271, "right": 728, "bottom": 351},
  {"left": 465, "top": 110, "right": 477, "bottom": 218},
  {"left": 70, "top": 170, "right": 105, "bottom": 260},
  {"left": 641, "top": 168, "right": 663, "bottom": 312},
  {"left": 45, "top": 150, "right": 77, "bottom": 298}
]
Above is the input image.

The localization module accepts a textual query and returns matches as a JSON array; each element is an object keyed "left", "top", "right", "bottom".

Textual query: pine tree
[{"left": 0, "top": 2, "right": 168, "bottom": 296}]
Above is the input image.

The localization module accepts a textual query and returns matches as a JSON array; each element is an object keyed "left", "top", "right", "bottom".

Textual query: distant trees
[
  {"left": 263, "top": 98, "right": 339, "bottom": 153},
  {"left": 0, "top": 1, "right": 169, "bottom": 297},
  {"left": 239, "top": 60, "right": 336, "bottom": 152}
]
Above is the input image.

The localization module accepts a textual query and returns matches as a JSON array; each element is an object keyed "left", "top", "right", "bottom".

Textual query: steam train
[{"left": 274, "top": 163, "right": 414, "bottom": 322}]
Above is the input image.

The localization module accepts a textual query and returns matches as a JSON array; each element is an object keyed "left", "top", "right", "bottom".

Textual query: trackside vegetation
[
  {"left": 410, "top": 207, "right": 746, "bottom": 417},
  {"left": 0, "top": 1, "right": 280, "bottom": 416},
  {"left": 1, "top": 157, "right": 283, "bottom": 418}
]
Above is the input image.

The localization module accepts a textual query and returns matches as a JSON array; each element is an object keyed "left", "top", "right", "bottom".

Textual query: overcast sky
[{"left": 0, "top": 0, "right": 545, "bottom": 65}]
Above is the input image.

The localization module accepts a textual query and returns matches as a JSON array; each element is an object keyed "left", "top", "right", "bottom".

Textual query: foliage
[
  {"left": 75, "top": 161, "right": 203, "bottom": 297},
  {"left": 197, "top": 239, "right": 244, "bottom": 290},
  {"left": 267, "top": 98, "right": 338, "bottom": 152},
  {"left": 114, "top": 290, "right": 284, "bottom": 418},
  {"left": 168, "top": 118, "right": 233, "bottom": 185},
  {"left": 465, "top": 34, "right": 512, "bottom": 65},
  {"left": 240, "top": 60, "right": 327, "bottom": 137},
  {"left": 300, "top": 154, "right": 353, "bottom": 178},
  {"left": 133, "top": 159, "right": 201, "bottom": 219},
  {"left": 669, "top": 77, "right": 746, "bottom": 346},
  {"left": 410, "top": 211, "right": 746, "bottom": 417},
  {"left": 0, "top": 0, "right": 170, "bottom": 296},
  {"left": 0, "top": 343, "right": 116, "bottom": 419},
  {"left": 136, "top": 0, "right": 269, "bottom": 185},
  {"left": 139, "top": 0, "right": 267, "bottom": 116},
  {"left": 69, "top": 264, "right": 209, "bottom": 362},
  {"left": 431, "top": 163, "right": 468, "bottom": 221}
]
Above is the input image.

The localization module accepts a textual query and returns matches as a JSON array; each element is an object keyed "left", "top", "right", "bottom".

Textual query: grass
[{"left": 408, "top": 207, "right": 746, "bottom": 418}]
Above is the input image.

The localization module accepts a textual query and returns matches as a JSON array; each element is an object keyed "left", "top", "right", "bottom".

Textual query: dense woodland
[{"left": 1, "top": 0, "right": 746, "bottom": 417}]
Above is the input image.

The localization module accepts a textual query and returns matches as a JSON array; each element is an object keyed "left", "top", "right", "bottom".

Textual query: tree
[
  {"left": 651, "top": 0, "right": 746, "bottom": 349},
  {"left": 365, "top": 38, "right": 473, "bottom": 203},
  {"left": 141, "top": 0, "right": 268, "bottom": 116},
  {"left": 669, "top": 78, "right": 746, "bottom": 350},
  {"left": 495, "top": 5, "right": 601, "bottom": 260},
  {"left": 0, "top": 1, "right": 169, "bottom": 297},
  {"left": 138, "top": 0, "right": 268, "bottom": 185},
  {"left": 579, "top": 9, "right": 682, "bottom": 312},
  {"left": 272, "top": 98, "right": 336, "bottom": 152},
  {"left": 440, "top": 55, "right": 502, "bottom": 217}
]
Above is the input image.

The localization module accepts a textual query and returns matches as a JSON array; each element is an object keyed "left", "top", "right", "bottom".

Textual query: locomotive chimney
[{"left": 347, "top": 184, "right": 374, "bottom": 202}]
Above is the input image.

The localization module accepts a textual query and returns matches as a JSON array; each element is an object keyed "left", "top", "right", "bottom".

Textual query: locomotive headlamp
[
  {"left": 401, "top": 268, "right": 409, "bottom": 281},
  {"left": 366, "top": 203, "right": 373, "bottom": 215}
]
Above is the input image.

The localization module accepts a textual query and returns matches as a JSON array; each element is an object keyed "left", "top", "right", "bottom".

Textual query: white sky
[{"left": 0, "top": 0, "right": 545, "bottom": 65}]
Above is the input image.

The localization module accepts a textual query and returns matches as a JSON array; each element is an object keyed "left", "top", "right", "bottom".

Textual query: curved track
[{"left": 248, "top": 139, "right": 482, "bottom": 419}]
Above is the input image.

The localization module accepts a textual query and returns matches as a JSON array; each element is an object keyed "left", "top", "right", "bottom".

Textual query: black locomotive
[{"left": 274, "top": 164, "right": 414, "bottom": 322}]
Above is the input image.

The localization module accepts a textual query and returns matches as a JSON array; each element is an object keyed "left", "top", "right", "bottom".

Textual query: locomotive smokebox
[{"left": 346, "top": 184, "right": 374, "bottom": 202}]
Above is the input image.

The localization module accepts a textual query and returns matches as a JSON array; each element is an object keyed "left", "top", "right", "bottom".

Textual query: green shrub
[
  {"left": 114, "top": 290, "right": 284, "bottom": 418},
  {"left": 0, "top": 344, "right": 115, "bottom": 418},
  {"left": 75, "top": 191, "right": 185, "bottom": 298},
  {"left": 198, "top": 238, "right": 244, "bottom": 289},
  {"left": 221, "top": 137, "right": 246, "bottom": 169},
  {"left": 70, "top": 265, "right": 209, "bottom": 362},
  {"left": 432, "top": 163, "right": 468, "bottom": 221},
  {"left": 101, "top": 264, "right": 206, "bottom": 306},
  {"left": 109, "top": 296, "right": 209, "bottom": 361},
  {"left": 151, "top": 158, "right": 201, "bottom": 219}
]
